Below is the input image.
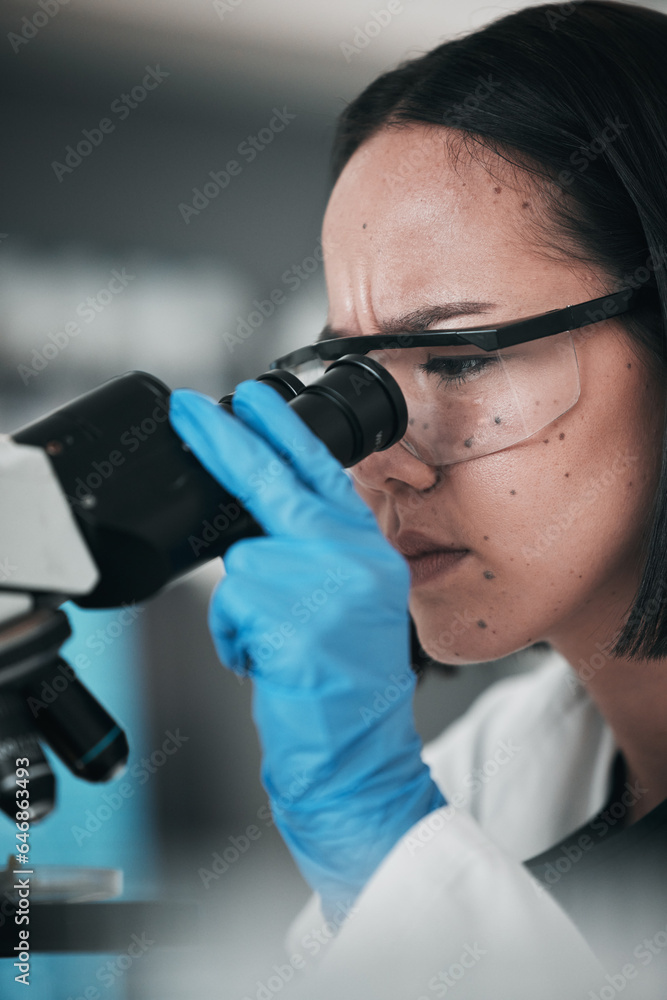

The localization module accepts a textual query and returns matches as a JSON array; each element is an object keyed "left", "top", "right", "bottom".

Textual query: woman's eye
[{"left": 419, "top": 356, "right": 496, "bottom": 386}]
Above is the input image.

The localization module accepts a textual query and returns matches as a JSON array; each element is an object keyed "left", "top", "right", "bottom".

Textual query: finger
[
  {"left": 208, "top": 576, "right": 256, "bottom": 676},
  {"left": 231, "top": 380, "right": 370, "bottom": 517},
  {"left": 209, "top": 542, "right": 312, "bottom": 675},
  {"left": 169, "top": 388, "right": 328, "bottom": 537}
]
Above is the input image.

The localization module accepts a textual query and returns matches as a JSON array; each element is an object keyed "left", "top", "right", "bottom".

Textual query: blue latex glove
[{"left": 169, "top": 381, "right": 446, "bottom": 917}]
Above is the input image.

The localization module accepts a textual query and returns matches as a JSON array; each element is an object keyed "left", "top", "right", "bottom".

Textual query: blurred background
[{"left": 0, "top": 0, "right": 661, "bottom": 996}]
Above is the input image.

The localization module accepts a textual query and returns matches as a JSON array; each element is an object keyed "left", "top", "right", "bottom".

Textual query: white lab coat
[{"left": 280, "top": 647, "right": 636, "bottom": 1000}]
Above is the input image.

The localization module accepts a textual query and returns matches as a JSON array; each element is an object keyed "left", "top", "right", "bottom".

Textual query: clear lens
[{"left": 278, "top": 330, "right": 580, "bottom": 467}]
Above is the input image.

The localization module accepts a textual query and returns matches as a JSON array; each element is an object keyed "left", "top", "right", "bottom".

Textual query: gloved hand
[{"left": 169, "top": 380, "right": 446, "bottom": 917}]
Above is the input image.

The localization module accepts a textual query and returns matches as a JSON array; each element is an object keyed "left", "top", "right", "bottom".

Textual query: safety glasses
[{"left": 269, "top": 287, "right": 639, "bottom": 467}]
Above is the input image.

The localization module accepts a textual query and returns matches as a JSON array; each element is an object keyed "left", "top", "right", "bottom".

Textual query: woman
[{"left": 169, "top": 2, "right": 667, "bottom": 997}]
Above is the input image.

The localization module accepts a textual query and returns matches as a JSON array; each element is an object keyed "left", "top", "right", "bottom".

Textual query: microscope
[{"left": 0, "top": 358, "right": 407, "bottom": 826}]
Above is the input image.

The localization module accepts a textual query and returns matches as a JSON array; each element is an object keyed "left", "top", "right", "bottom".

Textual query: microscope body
[{"left": 0, "top": 360, "right": 406, "bottom": 821}]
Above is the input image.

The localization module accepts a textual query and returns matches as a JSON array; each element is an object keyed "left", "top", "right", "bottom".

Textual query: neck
[{"left": 550, "top": 627, "right": 667, "bottom": 824}]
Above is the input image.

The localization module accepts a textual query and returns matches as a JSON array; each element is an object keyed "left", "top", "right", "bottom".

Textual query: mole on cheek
[
  {"left": 483, "top": 570, "right": 495, "bottom": 579},
  {"left": 510, "top": 489, "right": 516, "bottom": 495},
  {"left": 494, "top": 186, "right": 502, "bottom": 194},
  {"left": 564, "top": 472, "right": 569, "bottom": 477},
  {"left": 559, "top": 433, "right": 565, "bottom": 440},
  {"left": 477, "top": 620, "right": 488, "bottom": 628}
]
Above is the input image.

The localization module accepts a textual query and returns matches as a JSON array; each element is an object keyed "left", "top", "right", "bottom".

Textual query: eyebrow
[{"left": 316, "top": 301, "right": 497, "bottom": 342}]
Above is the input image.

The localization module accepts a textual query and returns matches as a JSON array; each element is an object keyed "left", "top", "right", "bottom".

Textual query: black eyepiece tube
[{"left": 288, "top": 355, "right": 407, "bottom": 467}]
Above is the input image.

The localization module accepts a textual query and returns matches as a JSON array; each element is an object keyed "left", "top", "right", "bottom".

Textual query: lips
[{"left": 390, "top": 531, "right": 470, "bottom": 586}]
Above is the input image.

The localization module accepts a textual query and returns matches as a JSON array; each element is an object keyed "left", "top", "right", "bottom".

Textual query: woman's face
[{"left": 322, "top": 124, "right": 665, "bottom": 665}]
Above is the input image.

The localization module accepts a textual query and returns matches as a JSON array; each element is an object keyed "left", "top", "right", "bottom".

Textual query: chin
[{"left": 410, "top": 602, "right": 529, "bottom": 667}]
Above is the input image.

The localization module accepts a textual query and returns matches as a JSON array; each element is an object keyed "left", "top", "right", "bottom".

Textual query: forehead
[{"left": 322, "top": 125, "right": 556, "bottom": 320}]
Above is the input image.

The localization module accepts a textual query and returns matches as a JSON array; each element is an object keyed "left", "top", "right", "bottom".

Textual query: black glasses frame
[{"left": 270, "top": 286, "right": 640, "bottom": 371}]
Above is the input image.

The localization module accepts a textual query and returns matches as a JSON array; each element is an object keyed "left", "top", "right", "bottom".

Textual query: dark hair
[{"left": 331, "top": 0, "right": 667, "bottom": 661}]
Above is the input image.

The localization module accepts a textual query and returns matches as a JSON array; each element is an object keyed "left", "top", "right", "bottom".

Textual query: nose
[{"left": 350, "top": 438, "right": 442, "bottom": 495}]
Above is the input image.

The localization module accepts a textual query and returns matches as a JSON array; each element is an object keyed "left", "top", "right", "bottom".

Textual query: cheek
[{"left": 411, "top": 393, "right": 662, "bottom": 665}]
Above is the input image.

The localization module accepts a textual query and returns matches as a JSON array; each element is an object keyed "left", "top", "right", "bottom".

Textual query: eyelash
[{"left": 419, "top": 356, "right": 497, "bottom": 386}]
